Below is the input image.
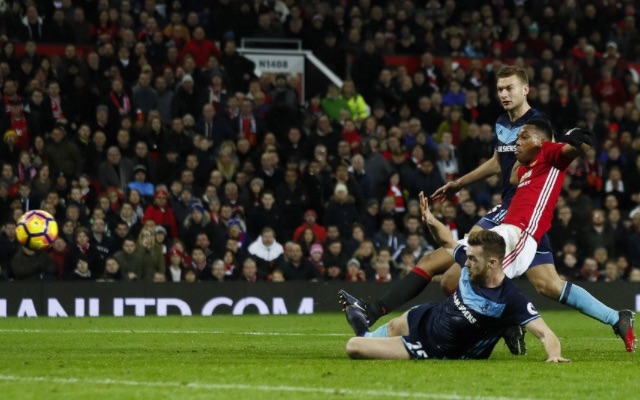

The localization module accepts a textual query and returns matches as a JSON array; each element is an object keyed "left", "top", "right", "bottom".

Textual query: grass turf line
[{"left": 0, "top": 312, "right": 636, "bottom": 400}]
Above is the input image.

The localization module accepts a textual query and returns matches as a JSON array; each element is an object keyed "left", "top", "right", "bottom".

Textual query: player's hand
[
  {"left": 418, "top": 191, "right": 435, "bottom": 225},
  {"left": 430, "top": 181, "right": 461, "bottom": 203},
  {"left": 561, "top": 127, "right": 595, "bottom": 148},
  {"left": 545, "top": 357, "right": 571, "bottom": 363}
]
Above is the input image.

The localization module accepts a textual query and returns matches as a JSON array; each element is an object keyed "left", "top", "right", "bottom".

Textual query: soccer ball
[{"left": 15, "top": 210, "right": 59, "bottom": 251}]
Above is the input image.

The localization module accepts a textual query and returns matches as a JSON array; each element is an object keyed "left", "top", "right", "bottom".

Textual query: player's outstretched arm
[
  {"left": 431, "top": 151, "right": 501, "bottom": 202},
  {"left": 524, "top": 318, "right": 570, "bottom": 363},
  {"left": 419, "top": 192, "right": 457, "bottom": 250},
  {"left": 560, "top": 127, "right": 594, "bottom": 158}
]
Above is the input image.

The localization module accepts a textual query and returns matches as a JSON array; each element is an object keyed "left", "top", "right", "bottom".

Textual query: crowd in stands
[{"left": 0, "top": 0, "right": 639, "bottom": 284}]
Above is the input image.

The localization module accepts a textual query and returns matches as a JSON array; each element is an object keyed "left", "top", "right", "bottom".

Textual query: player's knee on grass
[
  {"left": 387, "top": 315, "right": 409, "bottom": 337},
  {"left": 345, "top": 338, "right": 365, "bottom": 359},
  {"left": 526, "top": 264, "right": 564, "bottom": 299}
]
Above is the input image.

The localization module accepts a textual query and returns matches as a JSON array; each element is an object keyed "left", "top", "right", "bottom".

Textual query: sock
[
  {"left": 559, "top": 282, "right": 619, "bottom": 326},
  {"left": 364, "top": 323, "right": 388, "bottom": 338},
  {"left": 372, "top": 267, "right": 432, "bottom": 322}
]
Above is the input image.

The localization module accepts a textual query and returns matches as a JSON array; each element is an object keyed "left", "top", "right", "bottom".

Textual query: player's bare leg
[
  {"left": 345, "top": 312, "right": 411, "bottom": 359},
  {"left": 345, "top": 337, "right": 411, "bottom": 359},
  {"left": 525, "top": 264, "right": 564, "bottom": 298},
  {"left": 526, "top": 264, "right": 636, "bottom": 352}
]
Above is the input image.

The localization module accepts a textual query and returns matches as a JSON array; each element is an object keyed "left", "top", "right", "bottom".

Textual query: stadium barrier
[{"left": 0, "top": 281, "right": 638, "bottom": 317}]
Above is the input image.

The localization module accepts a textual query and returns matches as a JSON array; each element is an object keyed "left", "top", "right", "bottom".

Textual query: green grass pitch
[{"left": 0, "top": 312, "right": 636, "bottom": 400}]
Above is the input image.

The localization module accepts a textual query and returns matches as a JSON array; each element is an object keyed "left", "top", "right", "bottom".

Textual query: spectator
[
  {"left": 64, "top": 255, "right": 94, "bottom": 281},
  {"left": 351, "top": 40, "right": 385, "bottom": 102},
  {"left": 20, "top": 6, "right": 45, "bottom": 42},
  {"left": 579, "top": 257, "right": 601, "bottom": 282},
  {"left": 45, "top": 8, "right": 73, "bottom": 43},
  {"left": 25, "top": 89, "right": 55, "bottom": 136},
  {"left": 182, "top": 202, "right": 220, "bottom": 253},
  {"left": 209, "top": 259, "right": 229, "bottom": 282},
  {"left": 256, "top": 151, "right": 284, "bottom": 192},
  {"left": 269, "top": 74, "right": 298, "bottom": 112},
  {"left": 293, "top": 209, "right": 327, "bottom": 244},
  {"left": 360, "top": 138, "right": 392, "bottom": 200},
  {"left": 63, "top": 226, "right": 104, "bottom": 278},
  {"left": 324, "top": 183, "right": 359, "bottom": 240},
  {"left": 341, "top": 80, "right": 369, "bottom": 125},
  {"left": 172, "top": 74, "right": 201, "bottom": 118},
  {"left": 187, "top": 247, "right": 211, "bottom": 281},
  {"left": 128, "top": 165, "right": 155, "bottom": 199},
  {"left": 374, "top": 216, "right": 406, "bottom": 254},
  {"left": 99, "top": 257, "right": 125, "bottom": 282},
  {"left": 279, "top": 243, "right": 321, "bottom": 281},
  {"left": 441, "top": 80, "right": 466, "bottom": 107},
  {"left": 322, "top": 238, "right": 348, "bottom": 271},
  {"left": 435, "top": 143, "right": 460, "bottom": 183},
  {"left": 2, "top": 104, "right": 26, "bottom": 151},
  {"left": 149, "top": 77, "right": 173, "bottom": 124},
  {"left": 373, "top": 69, "right": 402, "bottom": 115},
  {"left": 98, "top": 146, "right": 135, "bottom": 192},
  {"left": 143, "top": 188, "right": 179, "bottom": 239},
  {"left": 196, "top": 103, "right": 234, "bottom": 145},
  {"left": 580, "top": 208, "right": 617, "bottom": 259},
  {"left": 49, "top": 237, "right": 68, "bottom": 280},
  {"left": 90, "top": 218, "right": 114, "bottom": 260},
  {"left": 0, "top": 131, "right": 20, "bottom": 168},
  {"left": 10, "top": 244, "right": 54, "bottom": 280},
  {"left": 435, "top": 106, "right": 469, "bottom": 146},
  {"left": 275, "top": 169, "right": 308, "bottom": 240},
  {"left": 114, "top": 237, "right": 142, "bottom": 281},
  {"left": 132, "top": 72, "right": 159, "bottom": 117},
  {"left": 372, "top": 258, "right": 394, "bottom": 282},
  {"left": 219, "top": 248, "right": 239, "bottom": 280},
  {"left": 164, "top": 246, "right": 186, "bottom": 282},
  {"left": 344, "top": 257, "right": 366, "bottom": 282},
  {"left": 321, "top": 84, "right": 350, "bottom": 123},
  {"left": 594, "top": 67, "right": 626, "bottom": 108},
  {"left": 247, "top": 226, "right": 284, "bottom": 278},
  {"left": 135, "top": 227, "right": 165, "bottom": 282},
  {"left": 239, "top": 257, "right": 265, "bottom": 282},
  {"left": 565, "top": 181, "right": 592, "bottom": 225},
  {"left": 406, "top": 158, "right": 444, "bottom": 201},
  {"left": 220, "top": 40, "right": 255, "bottom": 94},
  {"left": 180, "top": 27, "right": 221, "bottom": 68}
]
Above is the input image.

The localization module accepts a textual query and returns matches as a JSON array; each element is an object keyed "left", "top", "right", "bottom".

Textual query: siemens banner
[{"left": 0, "top": 282, "right": 638, "bottom": 317}]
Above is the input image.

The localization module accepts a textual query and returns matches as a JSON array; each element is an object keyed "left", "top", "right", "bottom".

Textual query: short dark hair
[
  {"left": 123, "top": 236, "right": 136, "bottom": 244},
  {"left": 191, "top": 246, "right": 205, "bottom": 254},
  {"left": 467, "top": 230, "right": 506, "bottom": 263},
  {"left": 526, "top": 118, "right": 554, "bottom": 140}
]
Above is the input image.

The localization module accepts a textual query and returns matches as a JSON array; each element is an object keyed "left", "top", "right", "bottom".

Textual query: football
[{"left": 15, "top": 210, "right": 59, "bottom": 251}]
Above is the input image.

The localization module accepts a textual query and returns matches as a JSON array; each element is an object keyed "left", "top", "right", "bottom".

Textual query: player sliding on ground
[
  {"left": 343, "top": 214, "right": 570, "bottom": 362},
  {"left": 340, "top": 119, "right": 636, "bottom": 353}
]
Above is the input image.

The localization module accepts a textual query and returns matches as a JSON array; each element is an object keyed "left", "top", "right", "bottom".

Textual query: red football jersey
[{"left": 502, "top": 142, "right": 573, "bottom": 241}]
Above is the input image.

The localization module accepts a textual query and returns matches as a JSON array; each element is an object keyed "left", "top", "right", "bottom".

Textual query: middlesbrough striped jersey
[
  {"left": 502, "top": 142, "right": 573, "bottom": 241},
  {"left": 404, "top": 264, "right": 540, "bottom": 359}
]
